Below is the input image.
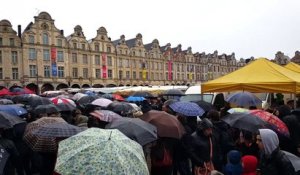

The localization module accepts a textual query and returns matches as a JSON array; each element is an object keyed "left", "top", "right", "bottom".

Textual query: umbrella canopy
[
  {"left": 101, "top": 93, "right": 114, "bottom": 100},
  {"left": 282, "top": 151, "right": 300, "bottom": 171},
  {"left": 55, "top": 128, "right": 149, "bottom": 175},
  {"left": 112, "top": 94, "right": 125, "bottom": 101},
  {"left": 0, "top": 99, "right": 14, "bottom": 105},
  {"left": 50, "top": 97, "right": 76, "bottom": 107},
  {"left": 126, "top": 96, "right": 145, "bottom": 102},
  {"left": 76, "top": 95, "right": 98, "bottom": 107},
  {"left": 169, "top": 101, "right": 205, "bottom": 117},
  {"left": 26, "top": 96, "right": 52, "bottom": 109},
  {"left": 55, "top": 103, "right": 76, "bottom": 112},
  {"left": 106, "top": 117, "right": 157, "bottom": 146},
  {"left": 89, "top": 110, "right": 122, "bottom": 122},
  {"left": 0, "top": 111, "right": 26, "bottom": 129},
  {"left": 91, "top": 98, "right": 113, "bottom": 108},
  {"left": 0, "top": 145, "right": 10, "bottom": 174},
  {"left": 72, "top": 93, "right": 87, "bottom": 101},
  {"left": 0, "top": 88, "right": 12, "bottom": 96},
  {"left": 11, "top": 94, "right": 38, "bottom": 104},
  {"left": 226, "top": 91, "right": 262, "bottom": 108},
  {"left": 107, "top": 102, "right": 135, "bottom": 117},
  {"left": 162, "top": 89, "right": 185, "bottom": 96},
  {"left": 249, "top": 109, "right": 290, "bottom": 137},
  {"left": 227, "top": 108, "right": 249, "bottom": 114},
  {"left": 0, "top": 105, "right": 28, "bottom": 117},
  {"left": 131, "top": 91, "right": 154, "bottom": 98},
  {"left": 10, "top": 87, "right": 34, "bottom": 95},
  {"left": 192, "top": 100, "right": 214, "bottom": 112},
  {"left": 23, "top": 117, "right": 68, "bottom": 152},
  {"left": 33, "top": 104, "right": 60, "bottom": 116},
  {"left": 221, "top": 113, "right": 270, "bottom": 133},
  {"left": 140, "top": 110, "right": 185, "bottom": 139}
]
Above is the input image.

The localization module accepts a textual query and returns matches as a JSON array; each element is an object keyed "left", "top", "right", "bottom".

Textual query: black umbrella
[
  {"left": 162, "top": 89, "right": 185, "bottom": 96},
  {"left": 107, "top": 102, "right": 135, "bottom": 117},
  {"left": 55, "top": 103, "right": 76, "bottom": 112},
  {"left": 192, "top": 100, "right": 214, "bottom": 112},
  {"left": 76, "top": 96, "right": 98, "bottom": 107},
  {"left": 0, "top": 111, "right": 26, "bottom": 129},
  {"left": 222, "top": 113, "right": 270, "bottom": 133},
  {"left": 0, "top": 145, "right": 10, "bottom": 174},
  {"left": 131, "top": 91, "right": 154, "bottom": 98},
  {"left": 26, "top": 96, "right": 52, "bottom": 109},
  {"left": 33, "top": 104, "right": 60, "bottom": 116}
]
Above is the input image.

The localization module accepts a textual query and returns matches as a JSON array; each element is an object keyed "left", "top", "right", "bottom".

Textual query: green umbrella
[{"left": 55, "top": 128, "right": 149, "bottom": 175}]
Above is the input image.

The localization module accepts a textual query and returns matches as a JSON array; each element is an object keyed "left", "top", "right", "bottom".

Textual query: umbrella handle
[{"left": 108, "top": 131, "right": 112, "bottom": 140}]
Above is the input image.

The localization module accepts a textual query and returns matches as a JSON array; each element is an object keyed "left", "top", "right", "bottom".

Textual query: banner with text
[
  {"left": 168, "top": 60, "right": 172, "bottom": 80},
  {"left": 102, "top": 53, "right": 107, "bottom": 78},
  {"left": 51, "top": 48, "right": 57, "bottom": 76}
]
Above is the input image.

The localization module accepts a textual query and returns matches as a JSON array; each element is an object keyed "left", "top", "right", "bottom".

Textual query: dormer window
[{"left": 42, "top": 33, "right": 49, "bottom": 45}]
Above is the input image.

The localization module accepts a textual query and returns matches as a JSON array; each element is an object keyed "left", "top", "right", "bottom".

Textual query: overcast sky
[{"left": 2, "top": 0, "right": 300, "bottom": 59}]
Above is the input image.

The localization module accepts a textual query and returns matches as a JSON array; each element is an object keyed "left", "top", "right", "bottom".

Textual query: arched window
[{"left": 43, "top": 33, "right": 49, "bottom": 45}]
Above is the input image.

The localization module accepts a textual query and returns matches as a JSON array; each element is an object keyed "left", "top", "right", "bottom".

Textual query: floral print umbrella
[{"left": 55, "top": 128, "right": 149, "bottom": 175}]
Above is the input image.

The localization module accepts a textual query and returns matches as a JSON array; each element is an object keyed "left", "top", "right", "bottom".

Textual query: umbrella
[
  {"left": 192, "top": 100, "right": 214, "bottom": 112},
  {"left": 107, "top": 102, "right": 135, "bottom": 117},
  {"left": 226, "top": 91, "right": 262, "bottom": 108},
  {"left": 72, "top": 93, "right": 87, "bottom": 101},
  {"left": 112, "top": 94, "right": 125, "bottom": 101},
  {"left": 169, "top": 101, "right": 205, "bottom": 117},
  {"left": 26, "top": 96, "right": 52, "bottom": 109},
  {"left": 55, "top": 103, "right": 76, "bottom": 112},
  {"left": 0, "top": 99, "right": 14, "bottom": 105},
  {"left": 140, "top": 110, "right": 185, "bottom": 139},
  {"left": 91, "top": 98, "right": 112, "bottom": 108},
  {"left": 0, "top": 88, "right": 12, "bottom": 96},
  {"left": 249, "top": 109, "right": 290, "bottom": 137},
  {"left": 0, "top": 145, "right": 10, "bottom": 174},
  {"left": 10, "top": 87, "right": 34, "bottom": 95},
  {"left": 227, "top": 108, "right": 249, "bottom": 114},
  {"left": 11, "top": 94, "right": 37, "bottom": 104},
  {"left": 76, "top": 95, "right": 98, "bottom": 107},
  {"left": 31, "top": 122, "right": 83, "bottom": 138},
  {"left": 101, "top": 93, "right": 114, "bottom": 100},
  {"left": 126, "top": 96, "right": 145, "bottom": 102},
  {"left": 221, "top": 113, "right": 270, "bottom": 133},
  {"left": 89, "top": 110, "right": 122, "bottom": 122},
  {"left": 33, "top": 104, "right": 60, "bottom": 116},
  {"left": 0, "top": 111, "right": 25, "bottom": 129},
  {"left": 105, "top": 117, "right": 157, "bottom": 146},
  {"left": 282, "top": 151, "right": 300, "bottom": 171},
  {"left": 162, "top": 89, "right": 185, "bottom": 96},
  {"left": 50, "top": 97, "right": 76, "bottom": 107},
  {"left": 23, "top": 117, "right": 68, "bottom": 152},
  {"left": 55, "top": 128, "right": 149, "bottom": 175},
  {"left": 0, "top": 105, "right": 28, "bottom": 117},
  {"left": 131, "top": 91, "right": 154, "bottom": 98}
]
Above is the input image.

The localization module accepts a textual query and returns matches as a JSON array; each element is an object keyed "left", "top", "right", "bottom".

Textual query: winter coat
[{"left": 242, "top": 155, "right": 257, "bottom": 175}]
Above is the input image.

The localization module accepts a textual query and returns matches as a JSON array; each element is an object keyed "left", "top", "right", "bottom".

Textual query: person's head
[
  {"left": 274, "top": 105, "right": 291, "bottom": 119},
  {"left": 241, "top": 155, "right": 258, "bottom": 174},
  {"left": 197, "top": 118, "right": 213, "bottom": 136},
  {"left": 256, "top": 129, "right": 279, "bottom": 155},
  {"left": 162, "top": 99, "right": 177, "bottom": 114},
  {"left": 207, "top": 110, "right": 220, "bottom": 122}
]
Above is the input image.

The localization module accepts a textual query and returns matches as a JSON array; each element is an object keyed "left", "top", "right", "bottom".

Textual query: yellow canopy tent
[
  {"left": 284, "top": 62, "right": 300, "bottom": 73},
  {"left": 201, "top": 58, "right": 300, "bottom": 93}
]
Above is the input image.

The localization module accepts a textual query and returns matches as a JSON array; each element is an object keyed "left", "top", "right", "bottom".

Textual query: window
[
  {"left": 139, "top": 72, "right": 142, "bottom": 80},
  {"left": 95, "top": 44, "right": 99, "bottom": 52},
  {"left": 29, "top": 65, "right": 37, "bottom": 77},
  {"left": 95, "top": 69, "right": 101, "bottom": 78},
  {"left": 0, "top": 51, "right": 2, "bottom": 64},
  {"left": 72, "top": 53, "right": 77, "bottom": 63},
  {"left": 82, "top": 44, "right": 85, "bottom": 50},
  {"left": 132, "top": 71, "right": 136, "bottom": 79},
  {"left": 57, "top": 39, "right": 62, "bottom": 47},
  {"left": 95, "top": 55, "right": 100, "bottom": 65},
  {"left": 9, "top": 38, "right": 14, "bottom": 46},
  {"left": 125, "top": 59, "right": 130, "bottom": 68},
  {"left": 132, "top": 60, "right": 136, "bottom": 68},
  {"left": 108, "top": 69, "right": 112, "bottom": 78},
  {"left": 72, "top": 68, "right": 78, "bottom": 78},
  {"left": 126, "top": 71, "right": 130, "bottom": 79},
  {"left": 165, "top": 73, "right": 168, "bottom": 80},
  {"left": 12, "top": 68, "right": 18, "bottom": 80},
  {"left": 107, "top": 47, "right": 111, "bottom": 53},
  {"left": 29, "top": 48, "right": 36, "bottom": 59},
  {"left": 82, "top": 54, "right": 88, "bottom": 64},
  {"left": 57, "top": 51, "right": 64, "bottom": 62},
  {"left": 11, "top": 51, "right": 18, "bottom": 64},
  {"left": 118, "top": 58, "right": 123, "bottom": 67},
  {"left": 0, "top": 38, "right": 2, "bottom": 46},
  {"left": 119, "top": 70, "right": 123, "bottom": 79},
  {"left": 0, "top": 68, "right": 2, "bottom": 79},
  {"left": 83, "top": 68, "right": 88, "bottom": 79},
  {"left": 44, "top": 66, "right": 50, "bottom": 78},
  {"left": 43, "top": 33, "right": 49, "bottom": 45},
  {"left": 43, "top": 49, "right": 50, "bottom": 61},
  {"left": 73, "top": 43, "right": 77, "bottom": 49},
  {"left": 29, "top": 35, "right": 35, "bottom": 44},
  {"left": 58, "top": 66, "right": 64, "bottom": 78},
  {"left": 107, "top": 56, "right": 112, "bottom": 66}
]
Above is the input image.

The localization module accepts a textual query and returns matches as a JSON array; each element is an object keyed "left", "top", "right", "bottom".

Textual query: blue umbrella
[
  {"left": 226, "top": 91, "right": 262, "bottom": 108},
  {"left": 169, "top": 101, "right": 205, "bottom": 117},
  {"left": 126, "top": 96, "right": 145, "bottom": 102},
  {"left": 0, "top": 105, "right": 28, "bottom": 117}
]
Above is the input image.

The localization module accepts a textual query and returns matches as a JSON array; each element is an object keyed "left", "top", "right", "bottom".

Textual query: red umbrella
[
  {"left": 249, "top": 109, "right": 290, "bottom": 137},
  {"left": 113, "top": 94, "right": 124, "bottom": 101},
  {"left": 0, "top": 88, "right": 12, "bottom": 96}
]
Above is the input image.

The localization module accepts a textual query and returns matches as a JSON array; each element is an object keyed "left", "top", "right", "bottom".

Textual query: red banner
[
  {"left": 51, "top": 48, "right": 57, "bottom": 63},
  {"left": 102, "top": 65, "right": 107, "bottom": 78},
  {"left": 168, "top": 60, "right": 172, "bottom": 80},
  {"left": 102, "top": 53, "right": 106, "bottom": 65}
]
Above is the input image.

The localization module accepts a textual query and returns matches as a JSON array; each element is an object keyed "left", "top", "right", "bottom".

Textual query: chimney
[
  {"left": 60, "top": 30, "right": 64, "bottom": 36},
  {"left": 18, "top": 25, "right": 21, "bottom": 38}
]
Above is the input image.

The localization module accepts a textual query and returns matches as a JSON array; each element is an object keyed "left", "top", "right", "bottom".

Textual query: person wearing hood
[
  {"left": 224, "top": 150, "right": 243, "bottom": 175},
  {"left": 241, "top": 155, "right": 258, "bottom": 175},
  {"left": 256, "top": 129, "right": 295, "bottom": 175}
]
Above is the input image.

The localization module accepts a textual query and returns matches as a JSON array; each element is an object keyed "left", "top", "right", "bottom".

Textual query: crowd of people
[{"left": 0, "top": 90, "right": 299, "bottom": 175}]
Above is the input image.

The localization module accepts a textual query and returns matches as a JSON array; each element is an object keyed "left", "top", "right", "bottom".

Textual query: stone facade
[{"left": 0, "top": 11, "right": 250, "bottom": 92}]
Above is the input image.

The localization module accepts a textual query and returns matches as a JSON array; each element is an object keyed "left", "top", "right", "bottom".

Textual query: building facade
[{"left": 0, "top": 11, "right": 248, "bottom": 93}]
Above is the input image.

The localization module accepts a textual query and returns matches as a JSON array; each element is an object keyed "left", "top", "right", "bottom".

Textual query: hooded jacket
[
  {"left": 258, "top": 129, "right": 295, "bottom": 175},
  {"left": 241, "top": 155, "right": 257, "bottom": 175}
]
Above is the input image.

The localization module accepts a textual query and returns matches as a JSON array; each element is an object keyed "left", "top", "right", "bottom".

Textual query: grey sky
[{"left": 2, "top": 0, "right": 300, "bottom": 59}]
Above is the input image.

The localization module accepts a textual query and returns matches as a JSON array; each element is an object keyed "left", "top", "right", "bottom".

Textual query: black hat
[{"left": 197, "top": 118, "right": 213, "bottom": 130}]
